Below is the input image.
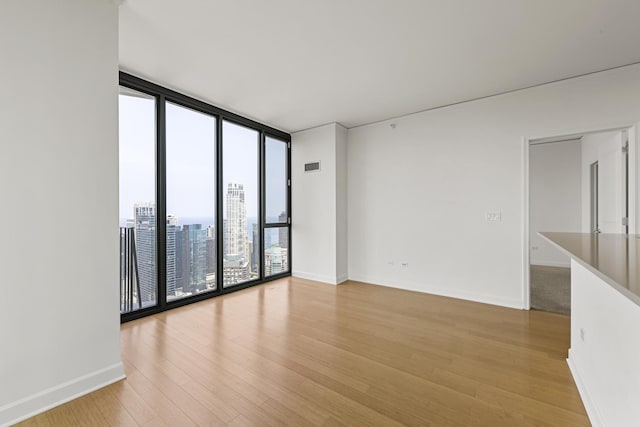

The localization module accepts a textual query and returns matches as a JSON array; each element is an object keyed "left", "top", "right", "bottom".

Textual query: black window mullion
[
  {"left": 216, "top": 115, "right": 224, "bottom": 294},
  {"left": 157, "top": 95, "right": 167, "bottom": 310},
  {"left": 259, "top": 131, "right": 266, "bottom": 281},
  {"left": 264, "top": 223, "right": 288, "bottom": 228},
  {"left": 287, "top": 138, "right": 292, "bottom": 272}
]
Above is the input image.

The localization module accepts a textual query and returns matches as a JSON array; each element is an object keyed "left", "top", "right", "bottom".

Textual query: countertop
[{"left": 539, "top": 232, "right": 640, "bottom": 307}]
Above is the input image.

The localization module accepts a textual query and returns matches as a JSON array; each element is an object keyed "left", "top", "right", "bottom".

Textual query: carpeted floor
[{"left": 530, "top": 265, "right": 571, "bottom": 315}]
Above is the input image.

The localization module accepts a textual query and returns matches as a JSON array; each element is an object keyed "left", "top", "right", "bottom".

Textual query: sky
[{"left": 119, "top": 90, "right": 287, "bottom": 224}]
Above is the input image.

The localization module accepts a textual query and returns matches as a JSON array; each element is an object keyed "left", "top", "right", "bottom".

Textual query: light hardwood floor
[{"left": 17, "top": 278, "right": 589, "bottom": 426}]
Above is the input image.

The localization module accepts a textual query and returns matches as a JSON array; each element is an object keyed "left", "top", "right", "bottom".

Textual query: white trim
[
  {"left": 0, "top": 362, "right": 125, "bottom": 427},
  {"left": 567, "top": 351, "right": 603, "bottom": 427},
  {"left": 348, "top": 274, "right": 524, "bottom": 309},
  {"left": 530, "top": 260, "right": 572, "bottom": 268},
  {"left": 527, "top": 124, "right": 634, "bottom": 143},
  {"left": 522, "top": 136, "right": 531, "bottom": 310},
  {"left": 522, "top": 124, "right": 636, "bottom": 315},
  {"left": 292, "top": 271, "right": 340, "bottom": 285},
  {"left": 629, "top": 123, "right": 638, "bottom": 234},
  {"left": 335, "top": 274, "right": 348, "bottom": 284}
]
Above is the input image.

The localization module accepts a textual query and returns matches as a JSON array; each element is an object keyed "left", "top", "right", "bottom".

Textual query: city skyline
[
  {"left": 122, "top": 180, "right": 288, "bottom": 311},
  {"left": 222, "top": 182, "right": 252, "bottom": 286},
  {"left": 120, "top": 86, "right": 288, "bottom": 312}
]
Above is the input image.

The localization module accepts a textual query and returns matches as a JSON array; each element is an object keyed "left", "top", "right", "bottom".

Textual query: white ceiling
[{"left": 119, "top": 0, "right": 640, "bottom": 133}]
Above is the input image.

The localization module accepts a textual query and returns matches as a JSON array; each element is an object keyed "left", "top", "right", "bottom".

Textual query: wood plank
[{"left": 15, "top": 277, "right": 589, "bottom": 426}]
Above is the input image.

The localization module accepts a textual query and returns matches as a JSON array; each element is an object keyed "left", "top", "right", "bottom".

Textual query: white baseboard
[
  {"left": 348, "top": 274, "right": 524, "bottom": 309},
  {"left": 567, "top": 351, "right": 602, "bottom": 427},
  {"left": 292, "top": 270, "right": 342, "bottom": 285},
  {"left": 336, "top": 273, "right": 348, "bottom": 284},
  {"left": 0, "top": 362, "right": 126, "bottom": 427},
  {"left": 530, "top": 260, "right": 571, "bottom": 268}
]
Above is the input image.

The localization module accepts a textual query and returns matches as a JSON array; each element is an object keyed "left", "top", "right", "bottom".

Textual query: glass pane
[
  {"left": 265, "top": 137, "right": 288, "bottom": 223},
  {"left": 264, "top": 227, "right": 289, "bottom": 276},
  {"left": 166, "top": 102, "right": 217, "bottom": 301},
  {"left": 119, "top": 87, "right": 157, "bottom": 313},
  {"left": 223, "top": 121, "right": 259, "bottom": 288}
]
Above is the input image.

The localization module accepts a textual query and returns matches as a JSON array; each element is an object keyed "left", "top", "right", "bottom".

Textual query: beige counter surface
[{"left": 539, "top": 232, "right": 640, "bottom": 307}]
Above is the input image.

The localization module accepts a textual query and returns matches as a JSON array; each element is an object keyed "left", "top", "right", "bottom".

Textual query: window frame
[
  {"left": 120, "top": 72, "right": 291, "bottom": 323},
  {"left": 262, "top": 135, "right": 291, "bottom": 278}
]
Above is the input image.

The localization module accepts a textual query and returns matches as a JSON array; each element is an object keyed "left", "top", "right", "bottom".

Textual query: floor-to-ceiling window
[
  {"left": 264, "top": 136, "right": 290, "bottom": 277},
  {"left": 222, "top": 121, "right": 259, "bottom": 288},
  {"left": 119, "top": 87, "right": 157, "bottom": 313},
  {"left": 119, "top": 73, "right": 290, "bottom": 321},
  {"left": 166, "top": 102, "right": 217, "bottom": 301}
]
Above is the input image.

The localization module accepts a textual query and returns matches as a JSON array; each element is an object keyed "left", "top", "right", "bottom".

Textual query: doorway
[{"left": 526, "top": 127, "right": 632, "bottom": 314}]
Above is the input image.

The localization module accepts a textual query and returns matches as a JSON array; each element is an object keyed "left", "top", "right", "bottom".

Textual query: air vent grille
[{"left": 304, "top": 161, "right": 320, "bottom": 172}]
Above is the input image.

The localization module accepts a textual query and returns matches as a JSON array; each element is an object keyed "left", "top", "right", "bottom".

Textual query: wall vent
[{"left": 304, "top": 161, "right": 321, "bottom": 172}]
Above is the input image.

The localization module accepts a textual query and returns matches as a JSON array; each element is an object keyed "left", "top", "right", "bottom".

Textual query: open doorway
[{"left": 528, "top": 128, "right": 630, "bottom": 314}]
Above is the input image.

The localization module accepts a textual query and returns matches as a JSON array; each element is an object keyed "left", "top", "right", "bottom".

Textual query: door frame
[
  {"left": 521, "top": 124, "right": 637, "bottom": 310},
  {"left": 590, "top": 161, "right": 599, "bottom": 233}
]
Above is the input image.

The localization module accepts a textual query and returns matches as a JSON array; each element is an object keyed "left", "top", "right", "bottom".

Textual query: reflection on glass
[
  {"left": 264, "top": 227, "right": 289, "bottom": 277},
  {"left": 223, "top": 121, "right": 259, "bottom": 287},
  {"left": 119, "top": 87, "right": 157, "bottom": 313},
  {"left": 166, "top": 102, "right": 217, "bottom": 301},
  {"left": 265, "top": 137, "right": 288, "bottom": 223}
]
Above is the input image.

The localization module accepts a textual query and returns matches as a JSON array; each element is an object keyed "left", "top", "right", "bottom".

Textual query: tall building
[
  {"left": 134, "top": 202, "right": 156, "bottom": 307},
  {"left": 166, "top": 215, "right": 178, "bottom": 299},
  {"left": 224, "top": 183, "right": 250, "bottom": 285},
  {"left": 206, "top": 225, "right": 216, "bottom": 275},
  {"left": 264, "top": 226, "right": 272, "bottom": 252},
  {"left": 225, "top": 183, "right": 247, "bottom": 257},
  {"left": 251, "top": 223, "right": 259, "bottom": 274},
  {"left": 223, "top": 219, "right": 227, "bottom": 255},
  {"left": 278, "top": 211, "right": 289, "bottom": 249},
  {"left": 265, "top": 246, "right": 288, "bottom": 276},
  {"left": 223, "top": 254, "right": 250, "bottom": 285},
  {"left": 176, "top": 224, "right": 207, "bottom": 296},
  {"left": 188, "top": 224, "right": 207, "bottom": 293}
]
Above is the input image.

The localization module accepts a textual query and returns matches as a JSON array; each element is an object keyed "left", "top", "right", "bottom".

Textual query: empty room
[{"left": 2, "top": 1, "right": 640, "bottom": 426}]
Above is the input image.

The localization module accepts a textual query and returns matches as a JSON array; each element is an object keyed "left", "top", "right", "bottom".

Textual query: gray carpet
[{"left": 530, "top": 265, "right": 571, "bottom": 315}]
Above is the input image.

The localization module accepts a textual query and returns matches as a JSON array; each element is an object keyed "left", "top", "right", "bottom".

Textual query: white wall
[
  {"left": 568, "top": 260, "right": 640, "bottom": 426},
  {"left": 292, "top": 123, "right": 348, "bottom": 284},
  {"left": 336, "top": 124, "right": 349, "bottom": 283},
  {"left": 347, "top": 63, "right": 640, "bottom": 308},
  {"left": 529, "top": 141, "right": 582, "bottom": 267},
  {"left": 0, "top": 1, "right": 123, "bottom": 425}
]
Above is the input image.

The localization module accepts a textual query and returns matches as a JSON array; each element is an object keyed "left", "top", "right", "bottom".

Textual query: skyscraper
[
  {"left": 251, "top": 223, "right": 259, "bottom": 274},
  {"left": 134, "top": 202, "right": 156, "bottom": 307},
  {"left": 223, "top": 219, "right": 227, "bottom": 255},
  {"left": 166, "top": 214, "right": 178, "bottom": 299},
  {"left": 176, "top": 224, "right": 207, "bottom": 296},
  {"left": 224, "top": 182, "right": 250, "bottom": 286},
  {"left": 265, "top": 246, "right": 288, "bottom": 276},
  {"left": 206, "top": 225, "right": 216, "bottom": 275},
  {"left": 278, "top": 211, "right": 289, "bottom": 249},
  {"left": 225, "top": 183, "right": 247, "bottom": 257}
]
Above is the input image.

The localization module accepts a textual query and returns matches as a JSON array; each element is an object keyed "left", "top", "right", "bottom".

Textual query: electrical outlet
[{"left": 400, "top": 262, "right": 409, "bottom": 268}]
